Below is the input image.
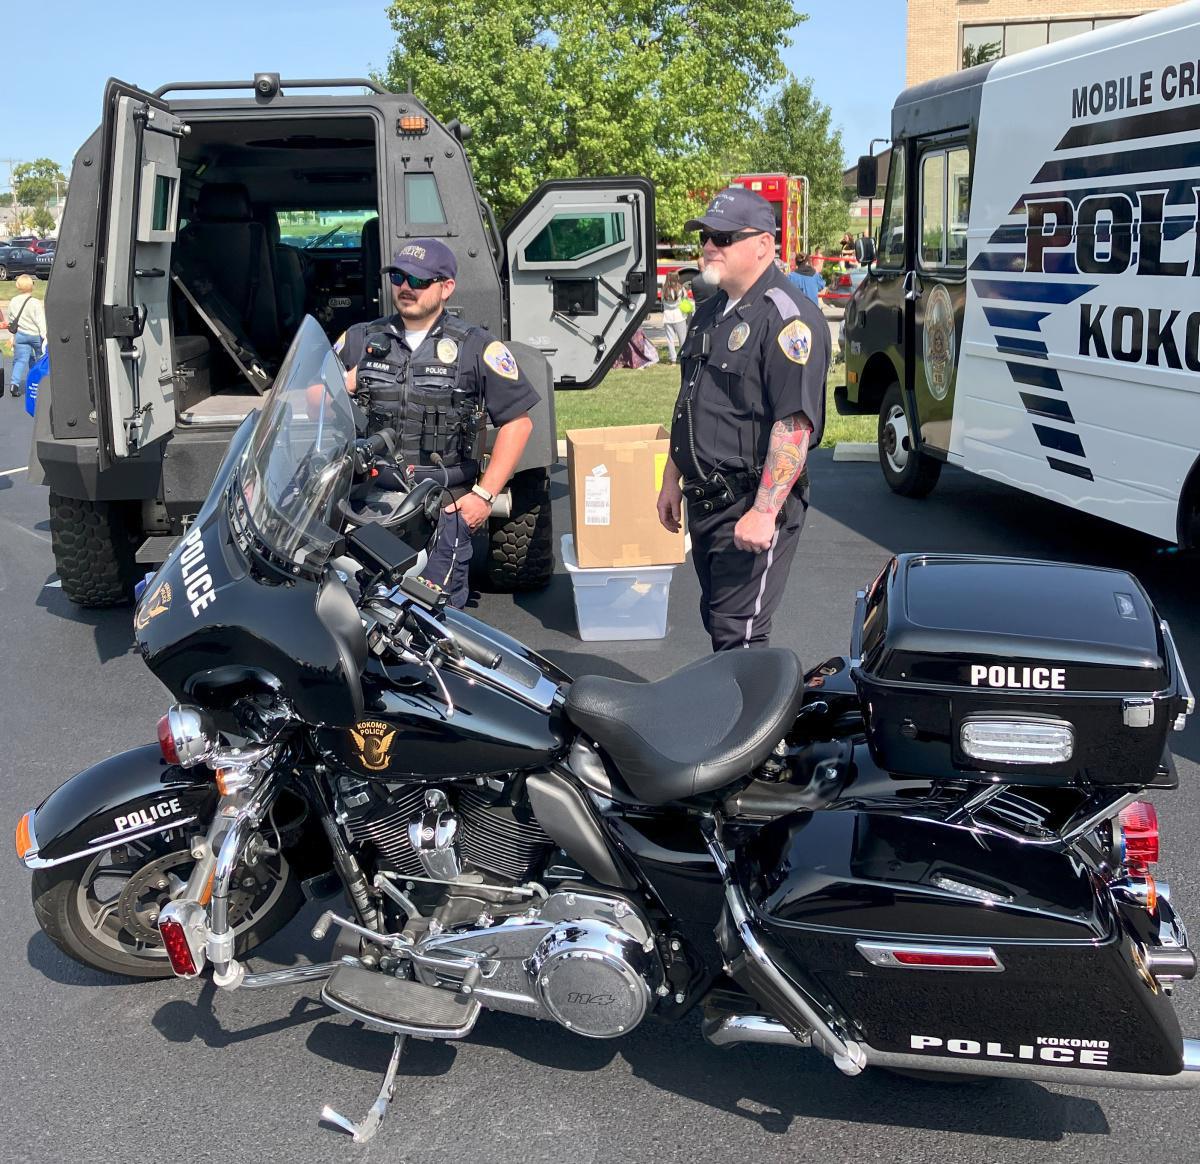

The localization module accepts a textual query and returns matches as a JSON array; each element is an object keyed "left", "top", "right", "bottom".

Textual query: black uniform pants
[{"left": 688, "top": 486, "right": 808, "bottom": 652}]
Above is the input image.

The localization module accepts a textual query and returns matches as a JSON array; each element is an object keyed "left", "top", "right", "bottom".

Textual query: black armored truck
[{"left": 31, "top": 74, "right": 656, "bottom": 605}]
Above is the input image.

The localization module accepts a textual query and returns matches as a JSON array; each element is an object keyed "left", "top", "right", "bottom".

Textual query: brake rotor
[{"left": 116, "top": 850, "right": 259, "bottom": 946}]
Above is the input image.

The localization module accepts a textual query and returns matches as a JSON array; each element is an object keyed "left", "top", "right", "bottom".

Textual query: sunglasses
[
  {"left": 387, "top": 270, "right": 446, "bottom": 290},
  {"left": 698, "top": 229, "right": 762, "bottom": 248}
]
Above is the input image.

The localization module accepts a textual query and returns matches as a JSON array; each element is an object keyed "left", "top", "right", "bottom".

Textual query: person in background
[
  {"left": 8, "top": 274, "right": 47, "bottom": 398},
  {"left": 660, "top": 271, "right": 688, "bottom": 364},
  {"left": 689, "top": 253, "right": 718, "bottom": 305},
  {"left": 809, "top": 245, "right": 826, "bottom": 273},
  {"left": 839, "top": 232, "right": 855, "bottom": 258},
  {"left": 788, "top": 255, "right": 824, "bottom": 306}
]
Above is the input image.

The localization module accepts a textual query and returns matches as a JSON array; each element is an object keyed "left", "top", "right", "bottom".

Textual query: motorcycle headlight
[{"left": 157, "top": 704, "right": 219, "bottom": 768}]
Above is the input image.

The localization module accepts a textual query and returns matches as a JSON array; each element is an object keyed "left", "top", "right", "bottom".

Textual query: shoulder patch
[
  {"left": 483, "top": 340, "right": 520, "bottom": 380},
  {"left": 777, "top": 320, "right": 812, "bottom": 365},
  {"left": 333, "top": 331, "right": 348, "bottom": 354},
  {"left": 764, "top": 286, "right": 801, "bottom": 321}
]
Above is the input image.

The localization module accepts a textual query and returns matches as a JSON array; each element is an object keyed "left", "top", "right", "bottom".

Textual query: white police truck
[{"left": 842, "top": 2, "right": 1200, "bottom": 549}]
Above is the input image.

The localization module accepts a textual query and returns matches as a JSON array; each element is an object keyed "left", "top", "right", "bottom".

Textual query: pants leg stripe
[{"left": 743, "top": 528, "right": 779, "bottom": 648}]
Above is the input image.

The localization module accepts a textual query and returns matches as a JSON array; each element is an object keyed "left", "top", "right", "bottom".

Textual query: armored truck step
[{"left": 321, "top": 964, "right": 481, "bottom": 1039}]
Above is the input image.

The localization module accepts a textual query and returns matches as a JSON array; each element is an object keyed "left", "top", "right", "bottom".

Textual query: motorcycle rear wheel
[{"left": 32, "top": 834, "right": 304, "bottom": 979}]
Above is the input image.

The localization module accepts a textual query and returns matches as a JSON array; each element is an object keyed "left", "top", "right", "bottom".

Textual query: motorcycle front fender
[{"left": 18, "top": 744, "right": 218, "bottom": 869}]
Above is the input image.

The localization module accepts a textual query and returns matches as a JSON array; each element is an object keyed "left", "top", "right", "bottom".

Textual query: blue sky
[{"left": 12, "top": 1, "right": 906, "bottom": 191}]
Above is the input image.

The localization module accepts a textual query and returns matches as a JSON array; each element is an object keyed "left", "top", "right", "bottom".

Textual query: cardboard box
[{"left": 566, "top": 424, "right": 686, "bottom": 569}]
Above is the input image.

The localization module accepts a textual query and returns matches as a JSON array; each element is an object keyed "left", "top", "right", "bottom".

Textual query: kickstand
[{"left": 320, "top": 1033, "right": 407, "bottom": 1144}]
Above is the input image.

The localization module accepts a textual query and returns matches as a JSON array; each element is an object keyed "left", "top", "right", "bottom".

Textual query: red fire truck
[{"left": 730, "top": 172, "right": 809, "bottom": 264}]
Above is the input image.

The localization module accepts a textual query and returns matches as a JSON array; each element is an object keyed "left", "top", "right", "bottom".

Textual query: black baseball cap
[
  {"left": 684, "top": 186, "right": 776, "bottom": 235},
  {"left": 384, "top": 237, "right": 457, "bottom": 280}
]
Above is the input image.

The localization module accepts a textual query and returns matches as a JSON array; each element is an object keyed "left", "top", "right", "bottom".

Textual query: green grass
[
  {"left": 555, "top": 351, "right": 876, "bottom": 446},
  {"left": 0, "top": 278, "right": 47, "bottom": 303}
]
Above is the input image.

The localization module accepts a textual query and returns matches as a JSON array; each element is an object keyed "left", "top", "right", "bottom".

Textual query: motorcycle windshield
[{"left": 233, "top": 316, "right": 357, "bottom": 573}]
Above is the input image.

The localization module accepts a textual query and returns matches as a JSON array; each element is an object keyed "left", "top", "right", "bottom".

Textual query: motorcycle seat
[{"left": 563, "top": 649, "right": 803, "bottom": 805}]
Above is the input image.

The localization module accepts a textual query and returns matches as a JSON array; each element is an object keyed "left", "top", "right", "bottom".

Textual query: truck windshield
[{"left": 233, "top": 316, "right": 357, "bottom": 573}]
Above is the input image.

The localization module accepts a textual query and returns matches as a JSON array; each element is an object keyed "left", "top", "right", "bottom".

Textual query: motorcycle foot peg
[
  {"left": 312, "top": 911, "right": 335, "bottom": 941},
  {"left": 212, "top": 959, "right": 246, "bottom": 990},
  {"left": 320, "top": 1033, "right": 406, "bottom": 1144}
]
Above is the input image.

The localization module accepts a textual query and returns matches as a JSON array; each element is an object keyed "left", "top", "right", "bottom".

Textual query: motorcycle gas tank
[{"left": 318, "top": 658, "right": 567, "bottom": 779}]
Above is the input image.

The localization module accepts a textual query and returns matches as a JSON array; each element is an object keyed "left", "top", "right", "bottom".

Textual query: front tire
[
  {"left": 878, "top": 382, "right": 942, "bottom": 498},
  {"left": 32, "top": 839, "right": 303, "bottom": 979},
  {"left": 48, "top": 491, "right": 142, "bottom": 607},
  {"left": 486, "top": 466, "right": 554, "bottom": 590}
]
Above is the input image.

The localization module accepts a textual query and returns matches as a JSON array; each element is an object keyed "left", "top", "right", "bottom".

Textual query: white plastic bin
[{"left": 561, "top": 534, "right": 676, "bottom": 641}]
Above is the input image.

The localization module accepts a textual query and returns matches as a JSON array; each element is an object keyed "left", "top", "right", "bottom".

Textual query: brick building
[{"left": 906, "top": 0, "right": 1182, "bottom": 86}]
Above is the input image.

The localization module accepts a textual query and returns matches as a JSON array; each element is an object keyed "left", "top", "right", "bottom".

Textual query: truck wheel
[
  {"left": 878, "top": 382, "right": 942, "bottom": 499},
  {"left": 486, "top": 467, "right": 554, "bottom": 590},
  {"left": 49, "top": 492, "right": 141, "bottom": 607}
]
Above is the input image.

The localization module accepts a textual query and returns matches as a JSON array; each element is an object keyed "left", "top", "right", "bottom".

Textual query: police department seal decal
[
  {"left": 728, "top": 322, "right": 750, "bottom": 351},
  {"left": 134, "top": 580, "right": 172, "bottom": 631},
  {"left": 436, "top": 338, "right": 459, "bottom": 364},
  {"left": 484, "top": 341, "right": 519, "bottom": 380},
  {"left": 923, "top": 284, "right": 956, "bottom": 401},
  {"left": 778, "top": 320, "right": 811, "bottom": 365},
  {"left": 349, "top": 721, "right": 398, "bottom": 772}
]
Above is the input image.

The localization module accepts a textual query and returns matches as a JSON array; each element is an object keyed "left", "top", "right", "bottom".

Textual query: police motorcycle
[{"left": 16, "top": 318, "right": 1200, "bottom": 1142}]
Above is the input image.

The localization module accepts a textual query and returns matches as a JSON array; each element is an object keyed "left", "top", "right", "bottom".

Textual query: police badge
[
  {"left": 436, "top": 338, "right": 459, "bottom": 364},
  {"left": 728, "top": 322, "right": 750, "bottom": 351}
]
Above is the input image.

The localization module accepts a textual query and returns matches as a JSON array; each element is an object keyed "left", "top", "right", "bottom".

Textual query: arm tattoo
[{"left": 752, "top": 413, "right": 813, "bottom": 515}]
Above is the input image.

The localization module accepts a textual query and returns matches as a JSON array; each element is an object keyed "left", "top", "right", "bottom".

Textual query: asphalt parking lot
[{"left": 2, "top": 391, "right": 1199, "bottom": 1163}]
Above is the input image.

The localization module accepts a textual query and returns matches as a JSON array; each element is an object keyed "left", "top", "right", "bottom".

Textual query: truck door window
[
  {"left": 920, "top": 145, "right": 971, "bottom": 271},
  {"left": 522, "top": 211, "right": 626, "bottom": 265},
  {"left": 404, "top": 173, "right": 446, "bottom": 224},
  {"left": 878, "top": 148, "right": 905, "bottom": 267},
  {"left": 921, "top": 153, "right": 946, "bottom": 266}
]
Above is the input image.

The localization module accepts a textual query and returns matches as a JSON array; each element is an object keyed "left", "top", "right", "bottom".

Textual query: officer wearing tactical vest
[
  {"left": 336, "top": 238, "right": 539, "bottom": 607},
  {"left": 656, "top": 187, "right": 828, "bottom": 651}
]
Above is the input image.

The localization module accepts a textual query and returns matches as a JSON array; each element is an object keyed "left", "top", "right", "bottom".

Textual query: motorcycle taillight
[
  {"left": 1119, "top": 800, "right": 1160, "bottom": 871},
  {"left": 158, "top": 918, "right": 198, "bottom": 977},
  {"left": 157, "top": 714, "right": 181, "bottom": 765}
]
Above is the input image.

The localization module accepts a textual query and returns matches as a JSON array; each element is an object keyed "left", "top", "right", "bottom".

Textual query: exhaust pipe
[{"left": 702, "top": 1013, "right": 811, "bottom": 1049}]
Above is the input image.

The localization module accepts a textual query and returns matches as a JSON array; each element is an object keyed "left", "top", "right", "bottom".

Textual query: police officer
[
  {"left": 336, "top": 238, "right": 539, "bottom": 607},
  {"left": 656, "top": 188, "right": 829, "bottom": 651}
]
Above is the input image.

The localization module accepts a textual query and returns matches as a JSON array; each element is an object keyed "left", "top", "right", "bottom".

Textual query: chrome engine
[{"left": 410, "top": 889, "right": 662, "bottom": 1038}]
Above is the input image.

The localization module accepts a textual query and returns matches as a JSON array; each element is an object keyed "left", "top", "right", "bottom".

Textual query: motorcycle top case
[{"left": 850, "top": 554, "right": 1190, "bottom": 786}]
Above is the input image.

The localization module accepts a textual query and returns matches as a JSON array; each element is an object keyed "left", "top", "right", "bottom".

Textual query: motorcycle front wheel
[{"left": 31, "top": 831, "right": 304, "bottom": 979}]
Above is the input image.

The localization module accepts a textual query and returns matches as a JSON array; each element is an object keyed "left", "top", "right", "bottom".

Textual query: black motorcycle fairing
[
  {"left": 22, "top": 745, "right": 218, "bottom": 868},
  {"left": 137, "top": 503, "right": 367, "bottom": 728},
  {"left": 563, "top": 648, "right": 804, "bottom": 805},
  {"left": 735, "top": 806, "right": 1186, "bottom": 1077}
]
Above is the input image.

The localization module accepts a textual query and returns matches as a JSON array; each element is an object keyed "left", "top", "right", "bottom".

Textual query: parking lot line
[{"left": 1, "top": 465, "right": 28, "bottom": 476}]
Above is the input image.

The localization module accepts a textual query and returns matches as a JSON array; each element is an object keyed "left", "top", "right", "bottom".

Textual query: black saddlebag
[
  {"left": 850, "top": 554, "right": 1192, "bottom": 786},
  {"left": 735, "top": 809, "right": 1185, "bottom": 1076}
]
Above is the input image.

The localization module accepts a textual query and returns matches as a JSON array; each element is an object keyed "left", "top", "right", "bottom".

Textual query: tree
[
  {"left": 742, "top": 77, "right": 849, "bottom": 254},
  {"left": 32, "top": 205, "right": 56, "bottom": 235},
  {"left": 382, "top": 1, "right": 801, "bottom": 238},
  {"left": 13, "top": 159, "right": 65, "bottom": 208},
  {"left": 962, "top": 41, "right": 1001, "bottom": 69}
]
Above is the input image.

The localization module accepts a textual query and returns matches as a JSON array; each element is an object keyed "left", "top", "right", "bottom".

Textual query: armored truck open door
[
  {"left": 95, "top": 80, "right": 187, "bottom": 463},
  {"left": 502, "top": 178, "right": 655, "bottom": 388}
]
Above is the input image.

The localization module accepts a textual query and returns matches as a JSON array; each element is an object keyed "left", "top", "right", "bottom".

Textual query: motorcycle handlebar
[
  {"left": 358, "top": 428, "right": 398, "bottom": 461},
  {"left": 446, "top": 621, "right": 503, "bottom": 671}
]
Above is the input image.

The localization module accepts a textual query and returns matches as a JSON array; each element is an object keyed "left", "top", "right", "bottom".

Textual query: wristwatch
[{"left": 471, "top": 483, "right": 497, "bottom": 505}]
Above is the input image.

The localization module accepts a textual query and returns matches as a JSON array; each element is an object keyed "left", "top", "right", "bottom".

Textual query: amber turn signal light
[{"left": 14, "top": 812, "right": 34, "bottom": 860}]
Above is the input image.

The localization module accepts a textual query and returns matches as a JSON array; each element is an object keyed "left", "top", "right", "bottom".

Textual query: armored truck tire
[
  {"left": 878, "top": 382, "right": 942, "bottom": 499},
  {"left": 48, "top": 492, "right": 141, "bottom": 607},
  {"left": 486, "top": 466, "right": 554, "bottom": 590}
]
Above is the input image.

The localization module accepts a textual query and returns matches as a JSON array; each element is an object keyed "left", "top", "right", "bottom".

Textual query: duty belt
[{"left": 681, "top": 467, "right": 809, "bottom": 516}]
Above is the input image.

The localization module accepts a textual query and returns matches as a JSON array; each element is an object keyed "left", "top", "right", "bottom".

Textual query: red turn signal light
[
  {"left": 157, "top": 714, "right": 180, "bottom": 765},
  {"left": 892, "top": 950, "right": 1000, "bottom": 969},
  {"left": 1119, "top": 800, "right": 1160, "bottom": 870},
  {"left": 856, "top": 942, "right": 1004, "bottom": 971},
  {"left": 158, "top": 917, "right": 198, "bottom": 977}
]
